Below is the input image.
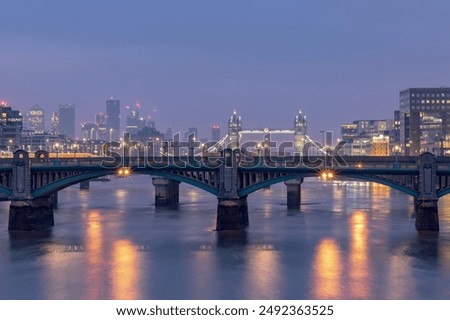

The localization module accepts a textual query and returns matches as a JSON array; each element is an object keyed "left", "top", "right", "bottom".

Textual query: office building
[
  {"left": 371, "top": 135, "right": 390, "bottom": 156},
  {"left": 399, "top": 88, "right": 450, "bottom": 155},
  {"left": 211, "top": 125, "right": 220, "bottom": 141},
  {"left": 340, "top": 119, "right": 394, "bottom": 155},
  {"left": 51, "top": 112, "right": 59, "bottom": 135},
  {"left": 27, "top": 105, "right": 45, "bottom": 134},
  {"left": 0, "top": 103, "right": 23, "bottom": 151},
  {"left": 187, "top": 127, "right": 198, "bottom": 142},
  {"left": 126, "top": 109, "right": 146, "bottom": 135},
  {"left": 165, "top": 127, "right": 173, "bottom": 141},
  {"left": 95, "top": 112, "right": 107, "bottom": 140},
  {"left": 106, "top": 98, "right": 120, "bottom": 141},
  {"left": 324, "top": 131, "right": 333, "bottom": 147},
  {"left": 58, "top": 104, "right": 75, "bottom": 139}
]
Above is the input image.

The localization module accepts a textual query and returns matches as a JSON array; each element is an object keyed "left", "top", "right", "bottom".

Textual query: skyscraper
[
  {"left": 106, "top": 98, "right": 120, "bottom": 141},
  {"left": 51, "top": 112, "right": 59, "bottom": 135},
  {"left": 187, "top": 127, "right": 198, "bottom": 141},
  {"left": 28, "top": 105, "right": 45, "bottom": 134},
  {"left": 325, "top": 131, "right": 333, "bottom": 147},
  {"left": 211, "top": 125, "right": 220, "bottom": 141},
  {"left": 165, "top": 127, "right": 173, "bottom": 141},
  {"left": 95, "top": 112, "right": 107, "bottom": 140},
  {"left": 399, "top": 88, "right": 450, "bottom": 155},
  {"left": 58, "top": 104, "right": 75, "bottom": 139},
  {"left": 126, "top": 109, "right": 146, "bottom": 135}
]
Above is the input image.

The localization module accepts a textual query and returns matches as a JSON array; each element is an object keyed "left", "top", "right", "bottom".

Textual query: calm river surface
[{"left": 1, "top": 176, "right": 450, "bottom": 299}]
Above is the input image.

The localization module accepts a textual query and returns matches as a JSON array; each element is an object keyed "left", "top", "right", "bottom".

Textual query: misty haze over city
[{"left": 2, "top": 1, "right": 450, "bottom": 140}]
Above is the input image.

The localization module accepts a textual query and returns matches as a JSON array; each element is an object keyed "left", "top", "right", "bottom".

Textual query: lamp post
[
  {"left": 54, "top": 143, "right": 60, "bottom": 158},
  {"left": 394, "top": 145, "right": 401, "bottom": 163},
  {"left": 73, "top": 143, "right": 78, "bottom": 159}
]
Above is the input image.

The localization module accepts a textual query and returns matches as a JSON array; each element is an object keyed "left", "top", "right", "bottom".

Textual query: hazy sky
[{"left": 2, "top": 0, "right": 450, "bottom": 140}]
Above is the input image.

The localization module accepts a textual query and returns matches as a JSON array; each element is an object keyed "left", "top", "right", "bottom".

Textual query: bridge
[{"left": 2, "top": 111, "right": 450, "bottom": 232}]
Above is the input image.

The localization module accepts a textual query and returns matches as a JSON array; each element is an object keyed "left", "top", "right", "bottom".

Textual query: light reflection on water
[
  {"left": 348, "top": 211, "right": 370, "bottom": 299},
  {"left": 111, "top": 239, "right": 140, "bottom": 300},
  {"left": 1, "top": 176, "right": 450, "bottom": 299},
  {"left": 311, "top": 238, "right": 343, "bottom": 299},
  {"left": 85, "top": 211, "right": 103, "bottom": 299}
]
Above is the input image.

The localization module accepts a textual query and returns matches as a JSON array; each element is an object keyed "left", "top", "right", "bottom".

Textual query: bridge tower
[
  {"left": 8, "top": 150, "right": 54, "bottom": 230},
  {"left": 216, "top": 148, "right": 248, "bottom": 230},
  {"left": 227, "top": 111, "right": 242, "bottom": 149},
  {"left": 282, "top": 110, "right": 307, "bottom": 210},
  {"left": 294, "top": 110, "right": 307, "bottom": 155}
]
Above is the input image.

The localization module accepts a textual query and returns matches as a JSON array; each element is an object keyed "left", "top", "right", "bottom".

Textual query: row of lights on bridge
[
  {"left": 116, "top": 167, "right": 131, "bottom": 177},
  {"left": 114, "top": 164, "right": 365, "bottom": 180}
]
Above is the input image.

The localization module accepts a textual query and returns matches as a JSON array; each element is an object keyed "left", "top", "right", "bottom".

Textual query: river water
[{"left": 1, "top": 176, "right": 450, "bottom": 299}]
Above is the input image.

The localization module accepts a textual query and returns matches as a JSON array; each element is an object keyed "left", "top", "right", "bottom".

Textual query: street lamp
[
  {"left": 393, "top": 145, "right": 401, "bottom": 164},
  {"left": 54, "top": 143, "right": 60, "bottom": 158},
  {"left": 73, "top": 143, "right": 79, "bottom": 159}
]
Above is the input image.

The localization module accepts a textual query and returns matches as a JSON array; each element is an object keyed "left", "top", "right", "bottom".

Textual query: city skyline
[{"left": 2, "top": 1, "right": 450, "bottom": 140}]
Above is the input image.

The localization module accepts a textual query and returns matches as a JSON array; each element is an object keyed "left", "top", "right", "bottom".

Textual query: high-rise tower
[
  {"left": 294, "top": 110, "right": 307, "bottom": 154},
  {"left": 106, "top": 98, "right": 120, "bottom": 141},
  {"left": 58, "top": 104, "right": 75, "bottom": 139},
  {"left": 227, "top": 111, "right": 242, "bottom": 149},
  {"left": 28, "top": 105, "right": 45, "bottom": 134},
  {"left": 211, "top": 125, "right": 221, "bottom": 142}
]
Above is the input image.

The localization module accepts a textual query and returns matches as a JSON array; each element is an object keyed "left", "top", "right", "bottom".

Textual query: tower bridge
[{"left": 2, "top": 111, "right": 450, "bottom": 232}]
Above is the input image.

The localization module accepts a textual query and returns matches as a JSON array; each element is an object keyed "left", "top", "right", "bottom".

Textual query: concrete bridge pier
[
  {"left": 80, "top": 180, "right": 90, "bottom": 190},
  {"left": 415, "top": 200, "right": 439, "bottom": 231},
  {"left": 216, "top": 197, "right": 249, "bottom": 231},
  {"left": 415, "top": 152, "right": 439, "bottom": 231},
  {"left": 9, "top": 197, "right": 55, "bottom": 231},
  {"left": 152, "top": 177, "right": 180, "bottom": 208},
  {"left": 52, "top": 192, "right": 58, "bottom": 209},
  {"left": 284, "top": 178, "right": 303, "bottom": 209}
]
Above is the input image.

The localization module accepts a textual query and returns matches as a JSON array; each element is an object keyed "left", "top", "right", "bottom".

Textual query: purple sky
[{"left": 1, "top": 0, "right": 450, "bottom": 140}]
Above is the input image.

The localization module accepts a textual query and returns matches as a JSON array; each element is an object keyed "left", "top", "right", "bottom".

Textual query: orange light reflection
[
  {"left": 111, "top": 239, "right": 140, "bottom": 299},
  {"left": 311, "top": 238, "right": 342, "bottom": 299},
  {"left": 84, "top": 211, "right": 103, "bottom": 299},
  {"left": 348, "top": 211, "right": 371, "bottom": 298}
]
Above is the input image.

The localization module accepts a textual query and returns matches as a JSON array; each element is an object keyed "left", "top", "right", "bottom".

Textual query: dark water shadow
[
  {"left": 8, "top": 230, "right": 54, "bottom": 259},
  {"left": 403, "top": 231, "right": 440, "bottom": 266},
  {"left": 216, "top": 230, "right": 248, "bottom": 248}
]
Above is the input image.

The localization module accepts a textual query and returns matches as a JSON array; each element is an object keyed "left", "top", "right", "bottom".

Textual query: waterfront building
[
  {"left": 399, "top": 88, "right": 450, "bottom": 155},
  {"left": 340, "top": 119, "right": 394, "bottom": 155}
]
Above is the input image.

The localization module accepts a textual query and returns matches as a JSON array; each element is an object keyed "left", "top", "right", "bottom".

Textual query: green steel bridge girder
[
  {"left": 15, "top": 164, "right": 450, "bottom": 199},
  {"left": 31, "top": 169, "right": 220, "bottom": 198}
]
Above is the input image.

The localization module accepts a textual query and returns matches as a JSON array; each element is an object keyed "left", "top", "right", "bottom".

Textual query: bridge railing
[{"left": 0, "top": 155, "right": 437, "bottom": 170}]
